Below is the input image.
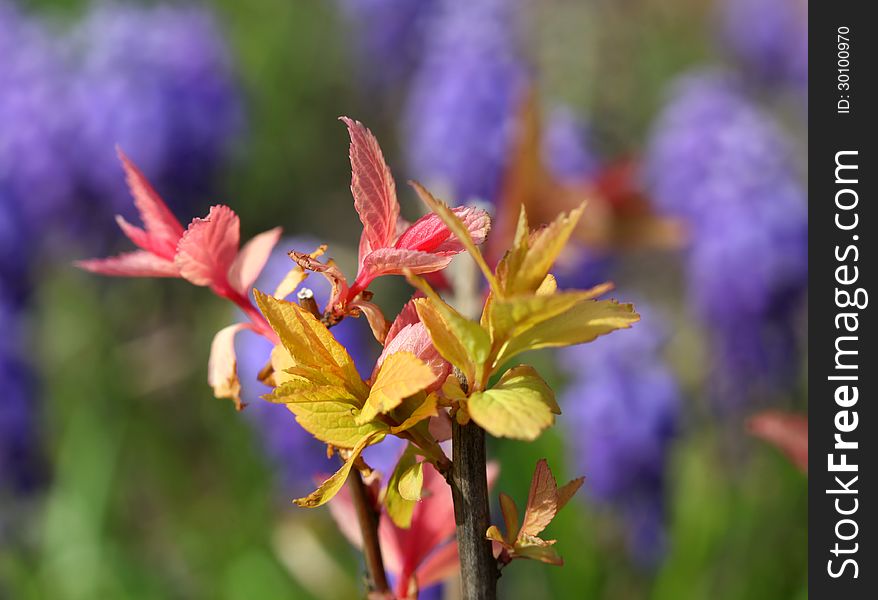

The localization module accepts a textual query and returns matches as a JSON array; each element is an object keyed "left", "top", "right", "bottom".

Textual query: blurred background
[{"left": 1, "top": 0, "right": 807, "bottom": 598}]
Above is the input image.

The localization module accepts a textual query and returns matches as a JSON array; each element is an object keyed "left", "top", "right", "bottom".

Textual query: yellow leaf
[
  {"left": 535, "top": 274, "right": 557, "bottom": 296},
  {"left": 486, "top": 525, "right": 511, "bottom": 548},
  {"left": 513, "top": 536, "right": 564, "bottom": 566},
  {"left": 398, "top": 461, "right": 424, "bottom": 501},
  {"left": 254, "top": 290, "right": 367, "bottom": 398},
  {"left": 390, "top": 392, "right": 440, "bottom": 434},
  {"left": 294, "top": 432, "right": 384, "bottom": 508},
  {"left": 357, "top": 351, "right": 437, "bottom": 424},
  {"left": 410, "top": 181, "right": 499, "bottom": 291},
  {"left": 486, "top": 286, "right": 612, "bottom": 349},
  {"left": 265, "top": 384, "right": 385, "bottom": 449},
  {"left": 413, "top": 298, "right": 480, "bottom": 385},
  {"left": 496, "top": 298, "right": 639, "bottom": 365},
  {"left": 466, "top": 366, "right": 558, "bottom": 440}
]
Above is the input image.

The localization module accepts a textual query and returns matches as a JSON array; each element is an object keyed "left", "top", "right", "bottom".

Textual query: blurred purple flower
[
  {"left": 403, "top": 0, "right": 528, "bottom": 205},
  {"left": 0, "top": 2, "right": 77, "bottom": 230},
  {"left": 337, "top": 0, "right": 438, "bottom": 88},
  {"left": 559, "top": 304, "right": 680, "bottom": 565},
  {"left": 67, "top": 2, "right": 243, "bottom": 218},
  {"left": 541, "top": 105, "right": 600, "bottom": 184},
  {"left": 644, "top": 72, "right": 807, "bottom": 408},
  {"left": 0, "top": 301, "right": 42, "bottom": 496},
  {"left": 235, "top": 238, "right": 382, "bottom": 495},
  {"left": 717, "top": 0, "right": 807, "bottom": 89}
]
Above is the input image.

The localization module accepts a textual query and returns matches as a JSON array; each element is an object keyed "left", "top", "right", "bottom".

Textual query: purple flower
[
  {"left": 235, "top": 238, "right": 381, "bottom": 495},
  {"left": 717, "top": 0, "right": 807, "bottom": 89},
  {"left": 337, "top": 0, "right": 438, "bottom": 88},
  {"left": 644, "top": 72, "right": 808, "bottom": 408},
  {"left": 403, "top": 0, "right": 528, "bottom": 205},
  {"left": 67, "top": 2, "right": 243, "bottom": 218},
  {"left": 0, "top": 301, "right": 42, "bottom": 496},
  {"left": 541, "top": 105, "right": 600, "bottom": 184},
  {"left": 0, "top": 3, "right": 77, "bottom": 230},
  {"left": 559, "top": 304, "right": 680, "bottom": 564}
]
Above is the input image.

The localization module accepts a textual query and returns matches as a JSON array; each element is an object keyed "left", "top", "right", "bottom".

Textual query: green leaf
[
  {"left": 384, "top": 445, "right": 419, "bottom": 528},
  {"left": 500, "top": 492, "right": 520, "bottom": 543},
  {"left": 294, "top": 432, "right": 384, "bottom": 508},
  {"left": 398, "top": 461, "right": 424, "bottom": 501},
  {"left": 466, "top": 366, "right": 558, "bottom": 440},
  {"left": 496, "top": 298, "right": 639, "bottom": 365},
  {"left": 407, "top": 277, "right": 490, "bottom": 384}
]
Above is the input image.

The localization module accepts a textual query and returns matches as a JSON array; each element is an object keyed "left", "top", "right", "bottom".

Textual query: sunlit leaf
[
  {"left": 398, "top": 461, "right": 425, "bottom": 501},
  {"left": 294, "top": 432, "right": 384, "bottom": 508},
  {"left": 467, "top": 366, "right": 558, "bottom": 440},
  {"left": 357, "top": 351, "right": 436, "bottom": 424}
]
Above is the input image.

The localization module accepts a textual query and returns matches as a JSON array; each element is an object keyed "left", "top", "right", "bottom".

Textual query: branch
[
  {"left": 451, "top": 420, "right": 498, "bottom": 599},
  {"left": 348, "top": 468, "right": 390, "bottom": 594}
]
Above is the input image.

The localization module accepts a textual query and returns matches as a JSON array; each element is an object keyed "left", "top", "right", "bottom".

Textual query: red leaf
[
  {"left": 395, "top": 206, "right": 491, "bottom": 254},
  {"left": 175, "top": 205, "right": 241, "bottom": 293},
  {"left": 227, "top": 226, "right": 282, "bottom": 295},
  {"left": 341, "top": 117, "right": 400, "bottom": 269},
  {"left": 116, "top": 148, "right": 184, "bottom": 259},
  {"left": 75, "top": 251, "right": 179, "bottom": 278}
]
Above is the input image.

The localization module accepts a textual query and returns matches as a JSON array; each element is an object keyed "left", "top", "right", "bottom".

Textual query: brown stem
[
  {"left": 348, "top": 469, "right": 390, "bottom": 594},
  {"left": 451, "top": 420, "right": 498, "bottom": 599}
]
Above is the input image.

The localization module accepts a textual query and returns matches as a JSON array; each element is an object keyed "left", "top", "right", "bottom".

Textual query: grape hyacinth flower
[
  {"left": 541, "top": 105, "right": 601, "bottom": 185},
  {"left": 403, "top": 0, "right": 528, "bottom": 205},
  {"left": 67, "top": 2, "right": 242, "bottom": 218},
  {"left": 336, "top": 0, "right": 438, "bottom": 88},
  {"left": 559, "top": 304, "right": 680, "bottom": 565},
  {"left": 644, "top": 73, "right": 807, "bottom": 408},
  {"left": 235, "top": 237, "right": 380, "bottom": 495},
  {"left": 717, "top": 0, "right": 808, "bottom": 90},
  {"left": 0, "top": 2, "right": 76, "bottom": 231}
]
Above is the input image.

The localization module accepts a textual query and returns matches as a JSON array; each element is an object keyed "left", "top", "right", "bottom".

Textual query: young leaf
[
  {"left": 410, "top": 181, "right": 498, "bottom": 291},
  {"left": 357, "top": 351, "right": 437, "bottom": 424},
  {"left": 398, "top": 461, "right": 425, "bottom": 501},
  {"left": 254, "top": 289, "right": 367, "bottom": 398},
  {"left": 467, "top": 366, "right": 558, "bottom": 441},
  {"left": 384, "top": 445, "right": 419, "bottom": 528},
  {"left": 294, "top": 431, "right": 385, "bottom": 508},
  {"left": 175, "top": 205, "right": 241, "bottom": 291},
  {"left": 341, "top": 117, "right": 400, "bottom": 263},
  {"left": 389, "top": 392, "right": 440, "bottom": 434},
  {"left": 407, "top": 275, "right": 490, "bottom": 384},
  {"left": 227, "top": 226, "right": 282, "bottom": 295},
  {"left": 270, "top": 391, "right": 387, "bottom": 449},
  {"left": 496, "top": 298, "right": 639, "bottom": 365},
  {"left": 487, "top": 459, "right": 584, "bottom": 566}
]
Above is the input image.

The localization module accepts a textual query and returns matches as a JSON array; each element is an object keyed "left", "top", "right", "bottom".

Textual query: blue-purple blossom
[
  {"left": 67, "top": 2, "right": 243, "bottom": 218},
  {"left": 717, "top": 0, "right": 807, "bottom": 89},
  {"left": 235, "top": 238, "right": 381, "bottom": 495},
  {"left": 644, "top": 72, "right": 808, "bottom": 408},
  {"left": 541, "top": 106, "right": 600, "bottom": 184},
  {"left": 403, "top": 0, "right": 528, "bottom": 205},
  {"left": 0, "top": 2, "right": 77, "bottom": 230},
  {"left": 559, "top": 304, "right": 680, "bottom": 565},
  {"left": 336, "top": 0, "right": 438, "bottom": 88}
]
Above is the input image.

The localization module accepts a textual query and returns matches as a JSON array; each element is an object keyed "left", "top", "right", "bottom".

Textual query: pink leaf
[
  {"left": 340, "top": 117, "right": 400, "bottom": 268},
  {"left": 227, "top": 226, "right": 283, "bottom": 295},
  {"left": 385, "top": 299, "right": 421, "bottom": 346},
  {"left": 75, "top": 251, "right": 179, "bottom": 278},
  {"left": 116, "top": 148, "right": 184, "bottom": 259},
  {"left": 175, "top": 205, "right": 241, "bottom": 293},
  {"left": 373, "top": 322, "right": 449, "bottom": 392},
  {"left": 358, "top": 248, "right": 454, "bottom": 287},
  {"left": 394, "top": 206, "right": 491, "bottom": 254},
  {"left": 748, "top": 411, "right": 808, "bottom": 473},
  {"left": 415, "top": 542, "right": 460, "bottom": 591}
]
